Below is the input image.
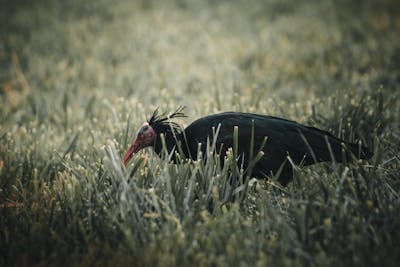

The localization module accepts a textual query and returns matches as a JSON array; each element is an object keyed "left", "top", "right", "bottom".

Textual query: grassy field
[{"left": 1, "top": 0, "right": 400, "bottom": 266}]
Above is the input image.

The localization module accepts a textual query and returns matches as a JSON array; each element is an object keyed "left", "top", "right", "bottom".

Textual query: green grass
[{"left": 1, "top": 0, "right": 400, "bottom": 266}]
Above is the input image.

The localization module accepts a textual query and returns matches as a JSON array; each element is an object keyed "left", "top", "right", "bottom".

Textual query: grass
[{"left": 1, "top": 0, "right": 400, "bottom": 266}]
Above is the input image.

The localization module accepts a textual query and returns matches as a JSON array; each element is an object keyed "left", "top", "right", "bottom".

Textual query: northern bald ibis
[{"left": 123, "top": 107, "right": 372, "bottom": 185}]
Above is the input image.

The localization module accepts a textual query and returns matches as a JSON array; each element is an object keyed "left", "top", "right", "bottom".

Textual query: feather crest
[{"left": 148, "top": 106, "right": 186, "bottom": 134}]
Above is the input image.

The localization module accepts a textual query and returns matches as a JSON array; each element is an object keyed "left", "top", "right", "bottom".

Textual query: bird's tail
[
  {"left": 301, "top": 126, "right": 373, "bottom": 163},
  {"left": 348, "top": 142, "right": 374, "bottom": 160}
]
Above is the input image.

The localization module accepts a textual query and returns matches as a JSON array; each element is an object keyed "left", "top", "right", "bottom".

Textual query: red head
[
  {"left": 122, "top": 107, "right": 186, "bottom": 166},
  {"left": 123, "top": 122, "right": 157, "bottom": 166}
]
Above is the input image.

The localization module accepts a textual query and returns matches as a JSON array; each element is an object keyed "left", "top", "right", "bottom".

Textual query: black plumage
[{"left": 124, "top": 107, "right": 373, "bottom": 185}]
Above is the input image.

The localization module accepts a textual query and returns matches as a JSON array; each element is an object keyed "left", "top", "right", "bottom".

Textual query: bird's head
[
  {"left": 122, "top": 122, "right": 156, "bottom": 166},
  {"left": 123, "top": 106, "right": 186, "bottom": 166}
]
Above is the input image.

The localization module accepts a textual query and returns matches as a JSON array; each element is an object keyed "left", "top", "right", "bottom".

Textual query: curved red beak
[{"left": 123, "top": 139, "right": 140, "bottom": 166}]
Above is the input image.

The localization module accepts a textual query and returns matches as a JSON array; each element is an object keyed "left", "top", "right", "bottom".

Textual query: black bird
[{"left": 123, "top": 107, "right": 373, "bottom": 185}]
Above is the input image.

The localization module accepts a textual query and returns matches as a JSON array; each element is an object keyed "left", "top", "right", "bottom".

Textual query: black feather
[
  {"left": 148, "top": 106, "right": 186, "bottom": 135},
  {"left": 148, "top": 106, "right": 187, "bottom": 156},
  {"left": 146, "top": 109, "right": 373, "bottom": 185}
]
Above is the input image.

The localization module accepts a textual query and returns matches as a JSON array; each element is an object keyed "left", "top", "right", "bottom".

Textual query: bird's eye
[{"left": 137, "top": 125, "right": 149, "bottom": 136}]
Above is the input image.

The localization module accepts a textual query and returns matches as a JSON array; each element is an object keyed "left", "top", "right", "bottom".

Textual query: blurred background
[
  {"left": 2, "top": 0, "right": 399, "bottom": 110},
  {"left": 1, "top": 0, "right": 399, "bottom": 165},
  {"left": 2, "top": 0, "right": 399, "bottom": 155}
]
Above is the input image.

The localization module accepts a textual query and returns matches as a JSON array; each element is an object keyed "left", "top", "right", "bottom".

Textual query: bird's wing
[
  {"left": 184, "top": 113, "right": 343, "bottom": 163},
  {"left": 189, "top": 115, "right": 296, "bottom": 181}
]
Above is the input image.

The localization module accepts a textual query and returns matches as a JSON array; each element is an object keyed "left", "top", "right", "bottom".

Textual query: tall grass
[{"left": 1, "top": 0, "right": 400, "bottom": 266}]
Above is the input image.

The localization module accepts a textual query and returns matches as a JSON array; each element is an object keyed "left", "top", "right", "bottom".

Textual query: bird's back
[{"left": 182, "top": 112, "right": 372, "bottom": 184}]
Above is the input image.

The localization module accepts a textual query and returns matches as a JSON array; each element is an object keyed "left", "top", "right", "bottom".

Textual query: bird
[{"left": 123, "top": 107, "right": 373, "bottom": 185}]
